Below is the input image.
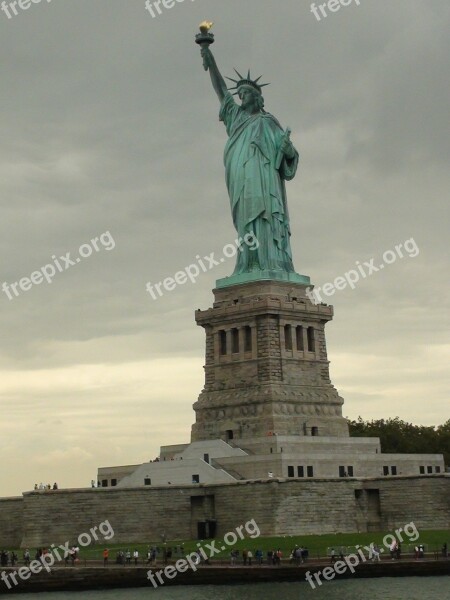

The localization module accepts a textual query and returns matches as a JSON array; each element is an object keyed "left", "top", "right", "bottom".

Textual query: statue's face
[{"left": 239, "top": 86, "right": 258, "bottom": 112}]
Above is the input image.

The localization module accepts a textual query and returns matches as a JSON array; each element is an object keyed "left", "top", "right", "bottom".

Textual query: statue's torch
[{"left": 195, "top": 21, "right": 215, "bottom": 71}]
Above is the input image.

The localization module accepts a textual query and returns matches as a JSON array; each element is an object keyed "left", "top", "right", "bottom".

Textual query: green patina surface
[{"left": 198, "top": 32, "right": 307, "bottom": 288}]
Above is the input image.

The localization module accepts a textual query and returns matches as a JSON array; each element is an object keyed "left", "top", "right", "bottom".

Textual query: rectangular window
[
  {"left": 347, "top": 466, "right": 354, "bottom": 477},
  {"left": 311, "top": 426, "right": 318, "bottom": 437},
  {"left": 219, "top": 330, "right": 227, "bottom": 355},
  {"left": 192, "top": 474, "right": 200, "bottom": 484},
  {"left": 383, "top": 466, "right": 389, "bottom": 476},
  {"left": 231, "top": 328, "right": 239, "bottom": 354},
  {"left": 110, "top": 478, "right": 117, "bottom": 487},
  {"left": 287, "top": 466, "right": 294, "bottom": 477},
  {"left": 391, "top": 466, "right": 397, "bottom": 476},
  {"left": 307, "top": 466, "right": 314, "bottom": 477},
  {"left": 339, "top": 466, "right": 346, "bottom": 478},
  {"left": 244, "top": 326, "right": 252, "bottom": 352},
  {"left": 284, "top": 325, "right": 292, "bottom": 351},
  {"left": 203, "top": 454, "right": 209, "bottom": 464},
  {"left": 296, "top": 326, "right": 304, "bottom": 351},
  {"left": 144, "top": 478, "right": 151, "bottom": 486},
  {"left": 419, "top": 466, "right": 425, "bottom": 474},
  {"left": 427, "top": 466, "right": 433, "bottom": 474},
  {"left": 297, "top": 466, "right": 304, "bottom": 477},
  {"left": 307, "top": 327, "right": 315, "bottom": 352},
  {"left": 435, "top": 466, "right": 441, "bottom": 473}
]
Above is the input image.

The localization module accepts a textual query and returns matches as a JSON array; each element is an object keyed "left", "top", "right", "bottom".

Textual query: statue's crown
[{"left": 226, "top": 69, "right": 270, "bottom": 96}]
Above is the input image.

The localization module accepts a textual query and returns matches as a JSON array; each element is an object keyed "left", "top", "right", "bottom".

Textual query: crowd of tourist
[
  {"left": 0, "top": 550, "right": 18, "bottom": 566},
  {"left": 0, "top": 541, "right": 447, "bottom": 570},
  {"left": 327, "top": 542, "right": 450, "bottom": 562},
  {"left": 0, "top": 546, "right": 80, "bottom": 567},
  {"left": 33, "top": 483, "right": 58, "bottom": 491},
  {"left": 113, "top": 549, "right": 140, "bottom": 565},
  {"left": 229, "top": 546, "right": 308, "bottom": 566}
]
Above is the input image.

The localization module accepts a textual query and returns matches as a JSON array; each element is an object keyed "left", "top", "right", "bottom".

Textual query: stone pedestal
[{"left": 191, "top": 280, "right": 349, "bottom": 442}]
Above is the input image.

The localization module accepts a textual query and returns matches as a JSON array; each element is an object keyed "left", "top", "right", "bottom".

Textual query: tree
[{"left": 347, "top": 417, "right": 450, "bottom": 467}]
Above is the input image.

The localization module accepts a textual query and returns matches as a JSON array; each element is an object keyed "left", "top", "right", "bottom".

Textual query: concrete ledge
[
  {"left": 20, "top": 472, "right": 448, "bottom": 495},
  {"left": 0, "top": 561, "right": 449, "bottom": 594}
]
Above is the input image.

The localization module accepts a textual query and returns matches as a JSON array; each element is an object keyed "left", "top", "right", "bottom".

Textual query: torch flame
[{"left": 199, "top": 21, "right": 214, "bottom": 34}]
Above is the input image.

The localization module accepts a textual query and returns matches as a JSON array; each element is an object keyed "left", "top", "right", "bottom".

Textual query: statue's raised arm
[
  {"left": 201, "top": 47, "right": 228, "bottom": 104},
  {"left": 195, "top": 22, "right": 227, "bottom": 103}
]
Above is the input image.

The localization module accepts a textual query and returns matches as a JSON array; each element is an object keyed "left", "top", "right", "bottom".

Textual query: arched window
[
  {"left": 307, "top": 327, "right": 315, "bottom": 352},
  {"left": 231, "top": 328, "right": 239, "bottom": 354},
  {"left": 296, "top": 326, "right": 304, "bottom": 351},
  {"left": 284, "top": 325, "right": 292, "bottom": 351},
  {"left": 244, "top": 326, "right": 252, "bottom": 352},
  {"left": 219, "top": 330, "right": 227, "bottom": 355}
]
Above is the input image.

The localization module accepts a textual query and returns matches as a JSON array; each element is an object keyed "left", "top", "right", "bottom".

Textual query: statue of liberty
[{"left": 197, "top": 25, "right": 307, "bottom": 286}]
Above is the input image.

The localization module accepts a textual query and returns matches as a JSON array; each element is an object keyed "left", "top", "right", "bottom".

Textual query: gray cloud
[{"left": 0, "top": 0, "right": 448, "bottom": 495}]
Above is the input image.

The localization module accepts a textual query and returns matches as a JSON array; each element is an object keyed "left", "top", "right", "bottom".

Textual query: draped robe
[{"left": 220, "top": 92, "right": 299, "bottom": 274}]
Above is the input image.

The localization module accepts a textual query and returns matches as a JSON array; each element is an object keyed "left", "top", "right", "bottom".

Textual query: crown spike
[{"left": 226, "top": 69, "right": 270, "bottom": 94}]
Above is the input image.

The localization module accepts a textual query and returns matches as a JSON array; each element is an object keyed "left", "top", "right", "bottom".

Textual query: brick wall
[
  {"left": 0, "top": 497, "right": 23, "bottom": 547},
  {"left": 0, "top": 476, "right": 447, "bottom": 548}
]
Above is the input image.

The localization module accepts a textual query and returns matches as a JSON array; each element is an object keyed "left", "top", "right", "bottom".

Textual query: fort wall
[{"left": 0, "top": 476, "right": 448, "bottom": 548}]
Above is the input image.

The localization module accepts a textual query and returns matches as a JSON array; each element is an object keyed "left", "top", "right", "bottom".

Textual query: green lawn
[{"left": 17, "top": 529, "right": 447, "bottom": 562}]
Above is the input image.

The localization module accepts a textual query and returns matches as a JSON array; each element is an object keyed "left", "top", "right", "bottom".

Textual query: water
[{"left": 9, "top": 577, "right": 450, "bottom": 599}]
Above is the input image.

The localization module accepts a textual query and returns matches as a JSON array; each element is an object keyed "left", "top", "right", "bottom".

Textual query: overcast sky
[{"left": 0, "top": 0, "right": 448, "bottom": 497}]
